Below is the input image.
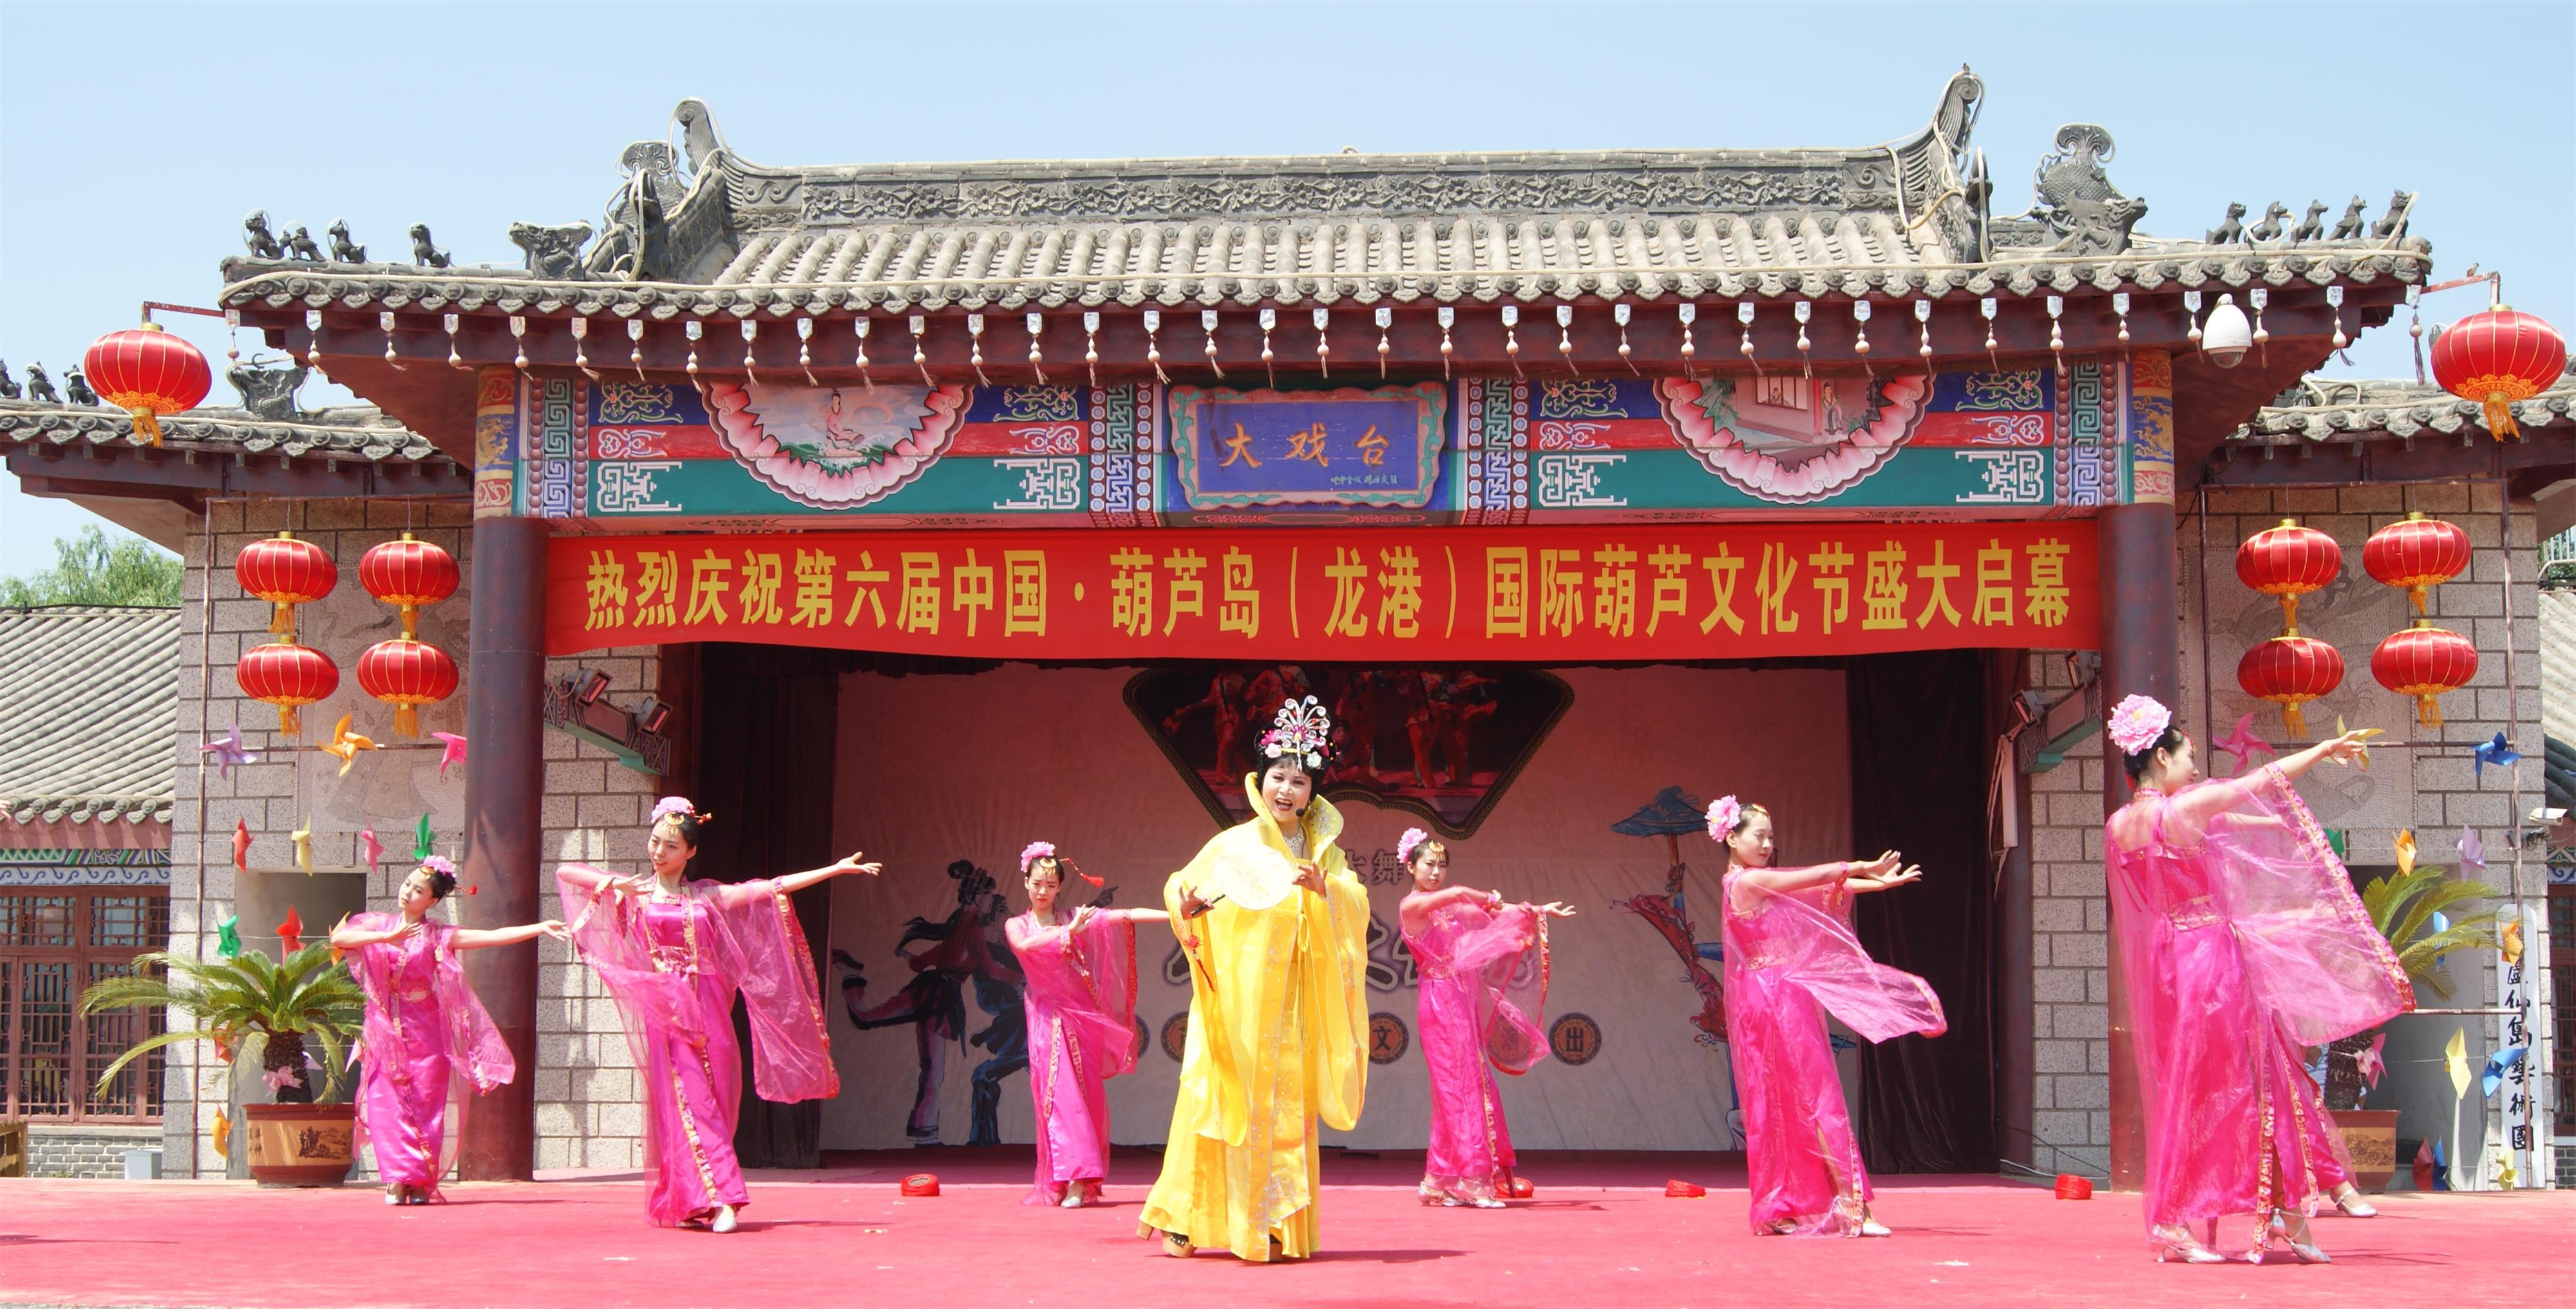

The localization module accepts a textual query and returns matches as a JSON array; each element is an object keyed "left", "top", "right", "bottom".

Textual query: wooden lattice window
[{"left": 0, "top": 888, "right": 168, "bottom": 1123}]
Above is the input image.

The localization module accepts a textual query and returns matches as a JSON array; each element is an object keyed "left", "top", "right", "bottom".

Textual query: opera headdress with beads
[{"left": 1260, "top": 696, "right": 1334, "bottom": 772}]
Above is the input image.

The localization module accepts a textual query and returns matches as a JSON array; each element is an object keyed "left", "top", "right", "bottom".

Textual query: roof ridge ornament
[{"left": 2027, "top": 124, "right": 2145, "bottom": 256}]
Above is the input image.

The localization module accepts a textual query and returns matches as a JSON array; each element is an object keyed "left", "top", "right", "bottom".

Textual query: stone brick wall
[
  {"left": 25, "top": 1124, "right": 164, "bottom": 1178},
  {"left": 2016, "top": 483, "right": 2548, "bottom": 1182},
  {"left": 161, "top": 499, "right": 652, "bottom": 1178}
]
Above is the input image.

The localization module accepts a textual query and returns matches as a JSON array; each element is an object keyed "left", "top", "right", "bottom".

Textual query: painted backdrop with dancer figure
[{"left": 819, "top": 662, "right": 1849, "bottom": 1152}]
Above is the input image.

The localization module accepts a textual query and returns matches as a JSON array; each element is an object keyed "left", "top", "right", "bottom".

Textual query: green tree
[{"left": 0, "top": 525, "right": 182, "bottom": 607}]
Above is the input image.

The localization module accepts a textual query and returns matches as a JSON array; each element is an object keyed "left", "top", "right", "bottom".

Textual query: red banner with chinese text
[{"left": 546, "top": 523, "right": 2098, "bottom": 660}]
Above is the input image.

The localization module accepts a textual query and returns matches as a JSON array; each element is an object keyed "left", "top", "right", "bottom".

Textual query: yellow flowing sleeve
[
  {"left": 1305, "top": 849, "right": 1370, "bottom": 1132},
  {"left": 1164, "top": 839, "right": 1250, "bottom": 1149}
]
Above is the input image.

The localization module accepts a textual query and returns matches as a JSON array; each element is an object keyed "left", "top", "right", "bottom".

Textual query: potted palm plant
[
  {"left": 2322, "top": 854, "right": 2499, "bottom": 1191},
  {"left": 80, "top": 941, "right": 365, "bottom": 1186}
]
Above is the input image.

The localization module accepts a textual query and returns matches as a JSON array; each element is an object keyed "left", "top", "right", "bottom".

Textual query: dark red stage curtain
[
  {"left": 694, "top": 643, "right": 854, "bottom": 1169},
  {"left": 1847, "top": 650, "right": 2000, "bottom": 1175}
]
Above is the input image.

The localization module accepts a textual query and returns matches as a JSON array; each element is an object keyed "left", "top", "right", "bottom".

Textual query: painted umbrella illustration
[{"left": 1611, "top": 786, "right": 1727, "bottom": 1044}]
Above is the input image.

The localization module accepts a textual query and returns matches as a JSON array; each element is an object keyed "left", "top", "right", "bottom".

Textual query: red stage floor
[{"left": 5, "top": 1151, "right": 2567, "bottom": 1308}]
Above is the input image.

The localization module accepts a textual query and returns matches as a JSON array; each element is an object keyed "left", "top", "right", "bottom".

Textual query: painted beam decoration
[
  {"left": 509, "top": 361, "right": 2157, "bottom": 529},
  {"left": 547, "top": 522, "right": 2098, "bottom": 660}
]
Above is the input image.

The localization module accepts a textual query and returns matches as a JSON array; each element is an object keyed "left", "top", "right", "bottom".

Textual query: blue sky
[{"left": 3, "top": 1, "right": 2568, "bottom": 570}]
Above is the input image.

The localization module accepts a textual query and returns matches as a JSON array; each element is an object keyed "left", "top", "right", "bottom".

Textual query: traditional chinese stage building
[{"left": 4, "top": 69, "right": 2564, "bottom": 1191}]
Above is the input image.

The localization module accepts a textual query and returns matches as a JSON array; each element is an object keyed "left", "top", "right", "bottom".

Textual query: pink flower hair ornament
[
  {"left": 416, "top": 854, "right": 457, "bottom": 877},
  {"left": 2106, "top": 694, "right": 2174, "bottom": 757},
  {"left": 1019, "top": 841, "right": 1057, "bottom": 875},
  {"left": 1397, "top": 828, "right": 1434, "bottom": 865},
  {"left": 1260, "top": 695, "right": 1334, "bottom": 771},
  {"left": 1705, "top": 794, "right": 1743, "bottom": 841},
  {"left": 650, "top": 796, "right": 711, "bottom": 826}
]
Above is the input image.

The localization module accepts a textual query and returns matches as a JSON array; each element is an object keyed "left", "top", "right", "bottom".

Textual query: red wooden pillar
[
  {"left": 460, "top": 368, "right": 547, "bottom": 1180},
  {"left": 2097, "top": 500, "right": 2177, "bottom": 1190}
]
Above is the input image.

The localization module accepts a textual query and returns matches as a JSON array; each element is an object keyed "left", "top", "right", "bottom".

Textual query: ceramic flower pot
[
  {"left": 2330, "top": 1108, "right": 2401, "bottom": 1192},
  {"left": 243, "top": 1102, "right": 356, "bottom": 1187}
]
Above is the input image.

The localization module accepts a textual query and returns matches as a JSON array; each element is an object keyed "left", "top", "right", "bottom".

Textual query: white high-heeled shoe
[
  {"left": 2150, "top": 1224, "right": 2226, "bottom": 1264},
  {"left": 2331, "top": 1187, "right": 2378, "bottom": 1218},
  {"left": 710, "top": 1204, "right": 738, "bottom": 1234}
]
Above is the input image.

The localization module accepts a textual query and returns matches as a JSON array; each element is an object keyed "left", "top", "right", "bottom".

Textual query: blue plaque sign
[{"left": 1168, "top": 383, "right": 1446, "bottom": 509}]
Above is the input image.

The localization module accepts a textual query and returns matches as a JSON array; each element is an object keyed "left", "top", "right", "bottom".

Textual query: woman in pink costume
[
  {"left": 330, "top": 856, "right": 564, "bottom": 1205},
  {"left": 2102, "top": 696, "right": 2403, "bottom": 1265},
  {"left": 1396, "top": 828, "right": 1572, "bottom": 1207},
  {"left": 1710, "top": 795, "right": 1944, "bottom": 1236},
  {"left": 1007, "top": 843, "right": 1163, "bottom": 1209},
  {"left": 557, "top": 799, "right": 880, "bottom": 1232}
]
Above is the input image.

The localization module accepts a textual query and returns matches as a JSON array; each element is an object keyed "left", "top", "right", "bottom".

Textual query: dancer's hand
[
  {"left": 384, "top": 919, "right": 423, "bottom": 944},
  {"left": 1536, "top": 901, "right": 1578, "bottom": 918},
  {"left": 1176, "top": 883, "right": 1213, "bottom": 919},
  {"left": 1851, "top": 864, "right": 1924, "bottom": 893},
  {"left": 833, "top": 850, "right": 883, "bottom": 877},
  {"left": 1855, "top": 850, "right": 1904, "bottom": 881},
  {"left": 538, "top": 919, "right": 571, "bottom": 942},
  {"left": 2320, "top": 728, "right": 2375, "bottom": 767},
  {"left": 1068, "top": 906, "right": 1097, "bottom": 932},
  {"left": 1293, "top": 861, "right": 1326, "bottom": 894}
]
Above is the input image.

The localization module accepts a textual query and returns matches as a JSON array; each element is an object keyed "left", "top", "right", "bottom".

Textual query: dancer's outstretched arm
[{"left": 455, "top": 920, "right": 573, "bottom": 950}]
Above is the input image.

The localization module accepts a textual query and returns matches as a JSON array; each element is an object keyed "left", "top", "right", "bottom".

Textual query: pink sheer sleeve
[
  {"left": 2191, "top": 767, "right": 2410, "bottom": 1044},
  {"left": 1720, "top": 873, "right": 1947, "bottom": 1044},
  {"left": 1437, "top": 903, "right": 1553, "bottom": 1075},
  {"left": 1015, "top": 912, "right": 1141, "bottom": 1078},
  {"left": 699, "top": 877, "right": 840, "bottom": 1103}
]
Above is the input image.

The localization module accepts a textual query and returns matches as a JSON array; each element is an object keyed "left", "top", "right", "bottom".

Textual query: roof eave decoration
[
  {"left": 0, "top": 399, "right": 451, "bottom": 466},
  {"left": 2233, "top": 367, "right": 2576, "bottom": 446},
  {"left": 214, "top": 68, "right": 2431, "bottom": 320}
]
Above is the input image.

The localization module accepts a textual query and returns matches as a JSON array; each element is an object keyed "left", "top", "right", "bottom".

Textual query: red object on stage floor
[
  {"left": 900, "top": 1173, "right": 940, "bottom": 1197},
  {"left": 2236, "top": 633, "right": 2344, "bottom": 738},
  {"left": 2362, "top": 511, "right": 2471, "bottom": 614},
  {"left": 234, "top": 531, "right": 337, "bottom": 636},
  {"left": 82, "top": 320, "right": 211, "bottom": 445},
  {"left": 1507, "top": 1176, "right": 1535, "bottom": 1199},
  {"left": 1663, "top": 1179, "right": 1705, "bottom": 1198},
  {"left": 235, "top": 641, "right": 339, "bottom": 736},
  {"left": 2430, "top": 305, "right": 2566, "bottom": 439},
  {"left": 358, "top": 532, "right": 460, "bottom": 639},
  {"left": 2053, "top": 1174, "right": 2094, "bottom": 1199},
  {"left": 355, "top": 636, "right": 459, "bottom": 738},
  {"left": 2235, "top": 517, "right": 2341, "bottom": 631},
  {"left": 2371, "top": 619, "right": 2478, "bottom": 727}
]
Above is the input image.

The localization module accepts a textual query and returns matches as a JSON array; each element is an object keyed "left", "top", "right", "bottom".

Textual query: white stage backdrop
[{"left": 821, "top": 663, "right": 1854, "bottom": 1152}]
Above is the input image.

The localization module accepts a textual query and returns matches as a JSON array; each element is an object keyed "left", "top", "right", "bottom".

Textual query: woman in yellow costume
[{"left": 1140, "top": 694, "right": 1370, "bottom": 1262}]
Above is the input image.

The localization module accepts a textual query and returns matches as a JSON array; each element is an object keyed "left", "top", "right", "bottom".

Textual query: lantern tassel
[
  {"left": 269, "top": 602, "right": 294, "bottom": 636},
  {"left": 401, "top": 602, "right": 421, "bottom": 642},
  {"left": 129, "top": 408, "right": 164, "bottom": 446},
  {"left": 395, "top": 704, "right": 419, "bottom": 738},
  {"left": 2407, "top": 584, "right": 2430, "bottom": 615},
  {"left": 2282, "top": 703, "right": 2307, "bottom": 738},
  {"left": 2278, "top": 595, "right": 2301, "bottom": 633},
  {"left": 276, "top": 703, "right": 301, "bottom": 737},
  {"left": 2481, "top": 394, "right": 2519, "bottom": 441},
  {"left": 2417, "top": 694, "right": 2443, "bottom": 729}
]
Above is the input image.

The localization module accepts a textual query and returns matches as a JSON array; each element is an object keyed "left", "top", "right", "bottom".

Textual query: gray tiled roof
[
  {"left": 214, "top": 71, "right": 2432, "bottom": 318},
  {"left": 2234, "top": 367, "right": 2576, "bottom": 445},
  {"left": 0, "top": 606, "right": 180, "bottom": 826},
  {"left": 0, "top": 399, "right": 446, "bottom": 464}
]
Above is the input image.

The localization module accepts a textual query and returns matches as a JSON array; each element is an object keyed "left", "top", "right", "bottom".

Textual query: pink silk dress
[
  {"left": 558, "top": 866, "right": 839, "bottom": 1227},
  {"left": 343, "top": 914, "right": 513, "bottom": 1199},
  {"left": 1007, "top": 910, "right": 1141, "bottom": 1205},
  {"left": 2107, "top": 765, "right": 2409, "bottom": 1254},
  {"left": 1719, "top": 870, "right": 1946, "bottom": 1236},
  {"left": 1403, "top": 900, "right": 1551, "bottom": 1201}
]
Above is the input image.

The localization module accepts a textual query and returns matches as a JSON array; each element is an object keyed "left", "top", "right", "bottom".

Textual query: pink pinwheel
[
  {"left": 430, "top": 731, "right": 468, "bottom": 779},
  {"left": 231, "top": 819, "right": 252, "bottom": 872},
  {"left": 2457, "top": 825, "right": 2486, "bottom": 870},
  {"left": 2356, "top": 1032, "right": 2388, "bottom": 1088},
  {"left": 359, "top": 826, "right": 383, "bottom": 872},
  {"left": 198, "top": 725, "right": 260, "bottom": 779},
  {"left": 262, "top": 1064, "right": 303, "bottom": 1093},
  {"left": 2210, "top": 712, "right": 2276, "bottom": 775}
]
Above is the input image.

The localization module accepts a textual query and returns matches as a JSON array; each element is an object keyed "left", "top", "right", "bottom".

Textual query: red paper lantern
[
  {"left": 82, "top": 321, "right": 212, "bottom": 446},
  {"left": 2238, "top": 633, "right": 2344, "bottom": 738},
  {"left": 358, "top": 533, "right": 460, "bottom": 640},
  {"left": 2235, "top": 518, "right": 2342, "bottom": 631},
  {"left": 234, "top": 533, "right": 337, "bottom": 636},
  {"left": 355, "top": 636, "right": 459, "bottom": 737},
  {"left": 2372, "top": 620, "right": 2478, "bottom": 727},
  {"left": 2362, "top": 511, "right": 2472, "bottom": 614},
  {"left": 236, "top": 642, "right": 339, "bottom": 736},
  {"left": 2431, "top": 306, "right": 2566, "bottom": 440}
]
